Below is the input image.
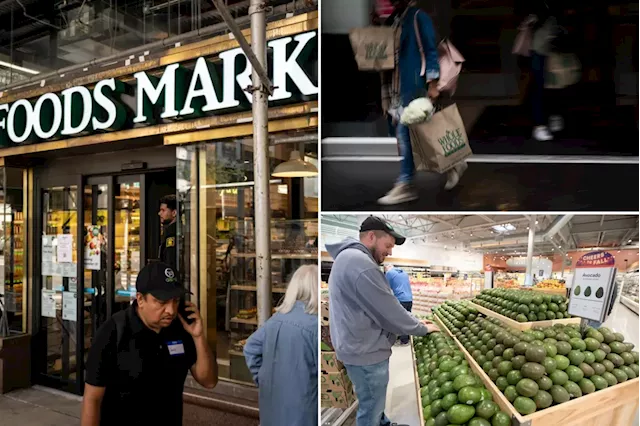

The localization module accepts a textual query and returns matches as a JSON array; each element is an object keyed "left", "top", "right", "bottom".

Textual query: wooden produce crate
[
  {"left": 433, "top": 314, "right": 640, "bottom": 426},
  {"left": 410, "top": 337, "right": 426, "bottom": 426},
  {"left": 469, "top": 301, "right": 581, "bottom": 331},
  {"left": 531, "top": 287, "right": 569, "bottom": 296}
]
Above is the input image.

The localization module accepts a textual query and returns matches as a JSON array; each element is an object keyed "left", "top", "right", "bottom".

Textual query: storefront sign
[
  {"left": 568, "top": 251, "right": 617, "bottom": 321},
  {"left": 0, "top": 31, "right": 317, "bottom": 146}
]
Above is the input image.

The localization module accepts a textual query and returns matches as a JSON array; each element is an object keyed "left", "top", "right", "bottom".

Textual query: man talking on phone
[{"left": 81, "top": 262, "right": 217, "bottom": 426}]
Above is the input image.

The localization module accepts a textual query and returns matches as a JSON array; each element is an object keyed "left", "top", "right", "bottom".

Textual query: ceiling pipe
[{"left": 469, "top": 215, "right": 574, "bottom": 249}]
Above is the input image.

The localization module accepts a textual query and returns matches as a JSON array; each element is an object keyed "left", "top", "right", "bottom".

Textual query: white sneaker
[
  {"left": 377, "top": 182, "right": 418, "bottom": 205},
  {"left": 549, "top": 115, "right": 564, "bottom": 132},
  {"left": 532, "top": 125, "right": 554, "bottom": 141},
  {"left": 444, "top": 161, "right": 468, "bottom": 191}
]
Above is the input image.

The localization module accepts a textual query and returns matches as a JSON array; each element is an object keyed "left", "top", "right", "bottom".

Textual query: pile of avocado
[
  {"left": 415, "top": 330, "right": 512, "bottom": 426},
  {"left": 473, "top": 289, "right": 571, "bottom": 322},
  {"left": 435, "top": 301, "right": 639, "bottom": 416}
]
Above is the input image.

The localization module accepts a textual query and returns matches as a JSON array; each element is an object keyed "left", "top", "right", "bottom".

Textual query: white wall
[{"left": 321, "top": 0, "right": 370, "bottom": 34}]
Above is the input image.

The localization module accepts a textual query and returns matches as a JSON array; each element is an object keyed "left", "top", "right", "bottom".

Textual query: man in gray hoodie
[{"left": 326, "top": 216, "right": 439, "bottom": 426}]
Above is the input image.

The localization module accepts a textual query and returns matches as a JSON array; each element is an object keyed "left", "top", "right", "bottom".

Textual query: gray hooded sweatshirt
[{"left": 327, "top": 238, "right": 428, "bottom": 366}]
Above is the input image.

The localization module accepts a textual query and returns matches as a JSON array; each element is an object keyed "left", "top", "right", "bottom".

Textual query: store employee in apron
[
  {"left": 158, "top": 195, "right": 178, "bottom": 271},
  {"left": 81, "top": 262, "right": 217, "bottom": 426}
]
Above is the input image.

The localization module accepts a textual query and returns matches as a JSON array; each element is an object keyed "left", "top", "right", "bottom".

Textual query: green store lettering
[
  {"left": 438, "top": 128, "right": 466, "bottom": 157},
  {"left": 0, "top": 31, "right": 318, "bottom": 147},
  {"left": 365, "top": 42, "right": 389, "bottom": 60}
]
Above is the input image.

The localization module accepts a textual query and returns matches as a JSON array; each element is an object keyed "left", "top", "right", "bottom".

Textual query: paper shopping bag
[
  {"left": 349, "top": 27, "right": 395, "bottom": 71},
  {"left": 408, "top": 104, "right": 472, "bottom": 174},
  {"left": 545, "top": 52, "right": 582, "bottom": 89}
]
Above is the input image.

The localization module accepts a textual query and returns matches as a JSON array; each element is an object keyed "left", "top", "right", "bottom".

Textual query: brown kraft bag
[
  {"left": 349, "top": 27, "right": 395, "bottom": 71},
  {"left": 408, "top": 104, "right": 472, "bottom": 174}
]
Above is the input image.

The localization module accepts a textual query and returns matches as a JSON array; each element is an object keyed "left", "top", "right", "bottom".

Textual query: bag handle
[{"left": 413, "top": 10, "right": 427, "bottom": 77}]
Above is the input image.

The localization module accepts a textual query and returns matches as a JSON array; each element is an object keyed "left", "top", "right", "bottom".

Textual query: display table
[
  {"left": 432, "top": 313, "right": 639, "bottom": 426},
  {"left": 469, "top": 301, "right": 581, "bottom": 331}
]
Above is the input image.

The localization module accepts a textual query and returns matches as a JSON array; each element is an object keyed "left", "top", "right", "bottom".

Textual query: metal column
[
  {"left": 250, "top": 0, "right": 272, "bottom": 326},
  {"left": 525, "top": 215, "right": 537, "bottom": 286}
]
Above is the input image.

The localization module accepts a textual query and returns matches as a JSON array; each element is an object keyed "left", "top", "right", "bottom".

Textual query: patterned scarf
[{"left": 380, "top": 2, "right": 415, "bottom": 120}]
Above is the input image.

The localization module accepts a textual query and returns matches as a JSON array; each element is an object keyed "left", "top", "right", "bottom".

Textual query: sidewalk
[
  {"left": 0, "top": 387, "right": 81, "bottom": 426},
  {"left": 0, "top": 386, "right": 260, "bottom": 426}
]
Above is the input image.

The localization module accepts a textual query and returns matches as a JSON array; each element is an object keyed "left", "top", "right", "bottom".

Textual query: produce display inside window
[
  {"left": 473, "top": 289, "right": 571, "bottom": 323},
  {"left": 414, "top": 331, "right": 512, "bottom": 426},
  {"left": 494, "top": 272, "right": 524, "bottom": 289},
  {"left": 620, "top": 271, "right": 640, "bottom": 314},
  {"left": 434, "top": 301, "right": 639, "bottom": 416}
]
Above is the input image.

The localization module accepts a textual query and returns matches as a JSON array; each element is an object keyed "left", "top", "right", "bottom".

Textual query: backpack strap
[{"left": 413, "top": 10, "right": 427, "bottom": 77}]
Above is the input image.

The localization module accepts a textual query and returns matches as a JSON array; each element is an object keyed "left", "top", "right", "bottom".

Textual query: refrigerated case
[{"left": 620, "top": 270, "right": 639, "bottom": 314}]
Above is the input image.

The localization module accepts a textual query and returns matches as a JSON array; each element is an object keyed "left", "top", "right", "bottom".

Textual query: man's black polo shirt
[{"left": 85, "top": 302, "right": 197, "bottom": 426}]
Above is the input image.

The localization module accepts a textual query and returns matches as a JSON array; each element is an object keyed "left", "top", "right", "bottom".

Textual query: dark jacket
[{"left": 159, "top": 221, "right": 177, "bottom": 271}]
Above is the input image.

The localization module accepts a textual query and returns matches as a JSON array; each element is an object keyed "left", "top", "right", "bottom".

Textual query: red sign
[{"left": 575, "top": 251, "right": 615, "bottom": 268}]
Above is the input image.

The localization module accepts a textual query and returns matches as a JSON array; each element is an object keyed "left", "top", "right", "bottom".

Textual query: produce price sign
[{"left": 568, "top": 251, "right": 616, "bottom": 322}]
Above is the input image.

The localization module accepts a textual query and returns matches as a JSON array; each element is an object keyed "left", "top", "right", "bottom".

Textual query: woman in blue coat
[
  {"left": 243, "top": 264, "right": 318, "bottom": 426},
  {"left": 377, "top": 0, "right": 468, "bottom": 205}
]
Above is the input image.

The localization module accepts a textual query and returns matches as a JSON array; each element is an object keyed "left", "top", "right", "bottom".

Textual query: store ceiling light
[
  {"left": 0, "top": 60, "right": 39, "bottom": 75},
  {"left": 272, "top": 151, "right": 318, "bottom": 178},
  {"left": 492, "top": 223, "right": 516, "bottom": 233}
]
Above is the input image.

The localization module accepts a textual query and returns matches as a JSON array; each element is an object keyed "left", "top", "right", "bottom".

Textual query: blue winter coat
[
  {"left": 397, "top": 6, "right": 440, "bottom": 106},
  {"left": 243, "top": 301, "right": 318, "bottom": 426}
]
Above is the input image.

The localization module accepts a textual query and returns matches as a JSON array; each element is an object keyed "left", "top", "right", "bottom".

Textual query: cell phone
[{"left": 178, "top": 297, "right": 195, "bottom": 324}]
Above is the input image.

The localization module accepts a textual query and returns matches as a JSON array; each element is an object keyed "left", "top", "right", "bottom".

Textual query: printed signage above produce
[
  {"left": 568, "top": 251, "right": 617, "bottom": 321},
  {"left": 0, "top": 31, "right": 318, "bottom": 147}
]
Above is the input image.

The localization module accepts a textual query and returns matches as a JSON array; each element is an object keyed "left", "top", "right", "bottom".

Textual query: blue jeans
[
  {"left": 388, "top": 115, "right": 414, "bottom": 184},
  {"left": 344, "top": 359, "right": 392, "bottom": 426}
]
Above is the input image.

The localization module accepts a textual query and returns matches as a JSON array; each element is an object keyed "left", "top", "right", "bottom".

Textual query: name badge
[{"left": 167, "top": 340, "right": 185, "bottom": 356}]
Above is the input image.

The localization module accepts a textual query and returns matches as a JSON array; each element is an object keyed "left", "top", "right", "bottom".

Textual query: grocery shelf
[
  {"left": 621, "top": 296, "right": 639, "bottom": 315},
  {"left": 469, "top": 301, "right": 581, "bottom": 331},
  {"left": 410, "top": 337, "right": 426, "bottom": 426},
  {"left": 433, "top": 312, "right": 640, "bottom": 426}
]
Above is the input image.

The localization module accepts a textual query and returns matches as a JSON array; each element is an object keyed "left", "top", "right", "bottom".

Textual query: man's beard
[{"left": 369, "top": 246, "right": 384, "bottom": 265}]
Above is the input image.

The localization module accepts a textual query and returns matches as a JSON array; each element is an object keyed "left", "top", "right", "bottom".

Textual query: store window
[
  {"left": 176, "top": 131, "right": 318, "bottom": 384},
  {"left": 0, "top": 168, "right": 27, "bottom": 336}
]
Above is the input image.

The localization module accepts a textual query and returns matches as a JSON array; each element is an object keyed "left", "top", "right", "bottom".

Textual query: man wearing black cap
[
  {"left": 326, "top": 216, "right": 439, "bottom": 426},
  {"left": 81, "top": 262, "right": 216, "bottom": 426}
]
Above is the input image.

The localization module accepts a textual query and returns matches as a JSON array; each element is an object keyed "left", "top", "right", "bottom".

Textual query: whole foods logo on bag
[
  {"left": 364, "top": 41, "right": 389, "bottom": 60},
  {"left": 438, "top": 128, "right": 466, "bottom": 157}
]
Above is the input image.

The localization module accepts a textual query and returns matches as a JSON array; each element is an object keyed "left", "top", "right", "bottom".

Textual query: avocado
[
  {"left": 584, "top": 287, "right": 592, "bottom": 297},
  {"left": 525, "top": 345, "right": 547, "bottom": 363},
  {"left": 590, "top": 374, "right": 608, "bottom": 390},
  {"left": 537, "top": 376, "right": 553, "bottom": 391},
  {"left": 607, "top": 353, "right": 625, "bottom": 367},
  {"left": 513, "top": 396, "right": 537, "bottom": 415},
  {"left": 563, "top": 381, "right": 582, "bottom": 398},
  {"left": 516, "top": 378, "right": 539, "bottom": 397},
  {"left": 474, "top": 400, "right": 498, "bottom": 420},
  {"left": 579, "top": 362, "right": 595, "bottom": 378},
  {"left": 512, "top": 355, "right": 527, "bottom": 370},
  {"left": 446, "top": 404, "right": 476, "bottom": 425},
  {"left": 550, "top": 370, "right": 569, "bottom": 385},
  {"left": 522, "top": 362, "right": 546, "bottom": 380},
  {"left": 550, "top": 385, "right": 571, "bottom": 403},
  {"left": 533, "top": 390, "right": 554, "bottom": 409},
  {"left": 620, "top": 365, "right": 637, "bottom": 379},
  {"left": 507, "top": 370, "right": 523, "bottom": 386},
  {"left": 592, "top": 362, "right": 606, "bottom": 376},
  {"left": 574, "top": 286, "right": 581, "bottom": 296},
  {"left": 612, "top": 368, "right": 628, "bottom": 383},
  {"left": 595, "top": 287, "right": 604, "bottom": 298}
]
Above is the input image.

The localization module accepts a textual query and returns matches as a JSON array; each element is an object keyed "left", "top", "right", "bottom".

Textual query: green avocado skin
[
  {"left": 585, "top": 287, "right": 592, "bottom": 297},
  {"left": 596, "top": 288, "right": 604, "bottom": 299},
  {"left": 574, "top": 286, "right": 581, "bottom": 296}
]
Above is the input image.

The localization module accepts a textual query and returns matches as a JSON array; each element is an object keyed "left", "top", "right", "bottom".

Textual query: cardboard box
[
  {"left": 320, "top": 386, "right": 356, "bottom": 408},
  {"left": 321, "top": 300, "right": 329, "bottom": 325},
  {"left": 321, "top": 325, "right": 333, "bottom": 351},
  {"left": 320, "top": 351, "right": 344, "bottom": 373},
  {"left": 320, "top": 369, "right": 352, "bottom": 392}
]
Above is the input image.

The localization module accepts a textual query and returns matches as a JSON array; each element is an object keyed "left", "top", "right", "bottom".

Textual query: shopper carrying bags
[
  {"left": 377, "top": 0, "right": 468, "bottom": 206},
  {"left": 243, "top": 264, "right": 318, "bottom": 426},
  {"left": 326, "top": 216, "right": 440, "bottom": 426}
]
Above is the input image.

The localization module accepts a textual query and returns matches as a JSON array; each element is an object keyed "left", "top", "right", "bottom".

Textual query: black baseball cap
[
  {"left": 136, "top": 262, "right": 189, "bottom": 301},
  {"left": 360, "top": 216, "right": 406, "bottom": 245}
]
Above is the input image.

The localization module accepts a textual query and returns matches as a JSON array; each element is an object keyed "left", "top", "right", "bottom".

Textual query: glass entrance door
[
  {"left": 36, "top": 174, "right": 147, "bottom": 394},
  {"left": 37, "top": 183, "right": 82, "bottom": 393}
]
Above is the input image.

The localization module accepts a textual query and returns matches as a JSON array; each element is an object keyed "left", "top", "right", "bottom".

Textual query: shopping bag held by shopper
[
  {"left": 513, "top": 15, "right": 537, "bottom": 57},
  {"left": 545, "top": 52, "right": 581, "bottom": 89},
  {"left": 408, "top": 104, "right": 472, "bottom": 174},
  {"left": 349, "top": 26, "right": 395, "bottom": 71},
  {"left": 413, "top": 11, "right": 465, "bottom": 95}
]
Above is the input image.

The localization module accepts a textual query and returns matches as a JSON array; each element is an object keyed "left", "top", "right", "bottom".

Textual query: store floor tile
[{"left": 321, "top": 161, "right": 639, "bottom": 211}]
